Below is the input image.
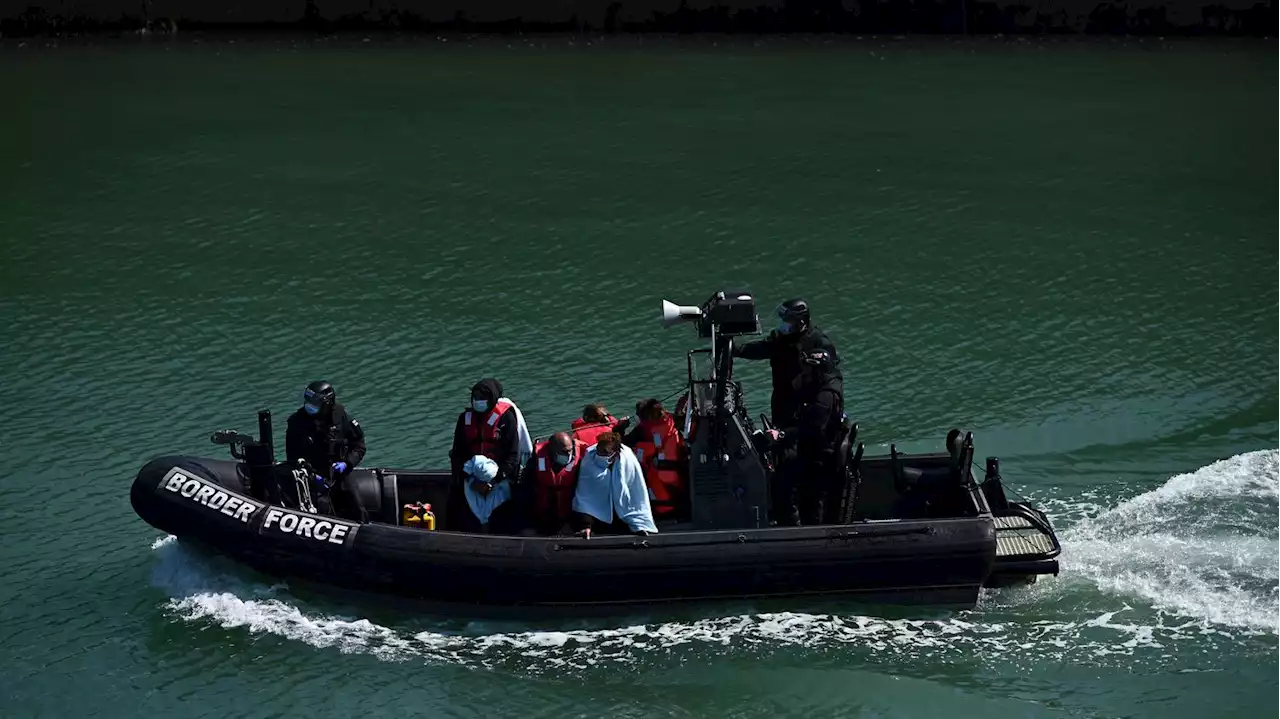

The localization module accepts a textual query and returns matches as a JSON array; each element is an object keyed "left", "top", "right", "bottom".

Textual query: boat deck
[{"left": 994, "top": 515, "right": 1057, "bottom": 558}]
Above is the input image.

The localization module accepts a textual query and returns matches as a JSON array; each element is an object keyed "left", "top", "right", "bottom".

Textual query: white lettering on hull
[
  {"left": 162, "top": 468, "right": 262, "bottom": 524},
  {"left": 262, "top": 507, "right": 355, "bottom": 546}
]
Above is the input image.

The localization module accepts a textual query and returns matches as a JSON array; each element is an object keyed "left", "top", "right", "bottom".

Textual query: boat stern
[{"left": 979, "top": 458, "right": 1063, "bottom": 587}]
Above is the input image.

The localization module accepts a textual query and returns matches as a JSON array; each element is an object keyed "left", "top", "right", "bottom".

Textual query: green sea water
[{"left": 0, "top": 35, "right": 1276, "bottom": 718}]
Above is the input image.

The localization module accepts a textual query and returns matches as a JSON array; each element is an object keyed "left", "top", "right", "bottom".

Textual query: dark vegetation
[{"left": 2, "top": 1, "right": 1275, "bottom": 38}]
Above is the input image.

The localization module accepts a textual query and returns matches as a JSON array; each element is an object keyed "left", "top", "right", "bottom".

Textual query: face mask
[
  {"left": 472, "top": 399, "right": 489, "bottom": 412},
  {"left": 554, "top": 453, "right": 573, "bottom": 468},
  {"left": 304, "top": 403, "right": 320, "bottom": 416},
  {"left": 594, "top": 453, "right": 614, "bottom": 469},
  {"left": 777, "top": 320, "right": 793, "bottom": 334}
]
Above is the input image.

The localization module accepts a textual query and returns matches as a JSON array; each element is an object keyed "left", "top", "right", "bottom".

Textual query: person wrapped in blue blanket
[{"left": 570, "top": 432, "right": 658, "bottom": 537}]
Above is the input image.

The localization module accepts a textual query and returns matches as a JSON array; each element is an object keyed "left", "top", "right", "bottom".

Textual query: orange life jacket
[
  {"left": 531, "top": 439, "right": 588, "bottom": 525},
  {"left": 632, "top": 413, "right": 688, "bottom": 519},
  {"left": 461, "top": 399, "right": 515, "bottom": 461},
  {"left": 570, "top": 415, "right": 618, "bottom": 447}
]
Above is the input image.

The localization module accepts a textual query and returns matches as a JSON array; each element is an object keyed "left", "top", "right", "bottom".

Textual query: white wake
[{"left": 146, "top": 449, "right": 1279, "bottom": 669}]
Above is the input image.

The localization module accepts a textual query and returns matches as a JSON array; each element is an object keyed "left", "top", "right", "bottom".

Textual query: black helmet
[
  {"left": 302, "top": 380, "right": 336, "bottom": 416},
  {"left": 776, "top": 298, "right": 810, "bottom": 333}
]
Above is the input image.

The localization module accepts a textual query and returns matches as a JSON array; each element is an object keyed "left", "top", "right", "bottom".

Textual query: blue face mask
[
  {"left": 303, "top": 403, "right": 321, "bottom": 416},
  {"left": 777, "top": 320, "right": 793, "bottom": 334},
  {"left": 554, "top": 453, "right": 573, "bottom": 468},
  {"left": 594, "top": 453, "right": 614, "bottom": 469},
  {"left": 472, "top": 399, "right": 489, "bottom": 413}
]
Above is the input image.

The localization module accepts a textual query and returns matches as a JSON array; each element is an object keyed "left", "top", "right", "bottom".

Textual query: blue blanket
[
  {"left": 571, "top": 444, "right": 658, "bottom": 534},
  {"left": 461, "top": 397, "right": 533, "bottom": 525}
]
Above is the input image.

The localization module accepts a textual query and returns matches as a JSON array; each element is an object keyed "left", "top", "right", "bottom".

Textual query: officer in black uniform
[
  {"left": 733, "top": 298, "right": 844, "bottom": 427},
  {"left": 768, "top": 350, "right": 846, "bottom": 526},
  {"left": 284, "top": 380, "right": 369, "bottom": 522}
]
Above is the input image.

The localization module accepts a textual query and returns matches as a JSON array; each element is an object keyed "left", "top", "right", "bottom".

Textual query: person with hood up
[
  {"left": 447, "top": 378, "right": 533, "bottom": 533},
  {"left": 766, "top": 349, "right": 846, "bottom": 526},
  {"left": 570, "top": 431, "right": 658, "bottom": 537}
]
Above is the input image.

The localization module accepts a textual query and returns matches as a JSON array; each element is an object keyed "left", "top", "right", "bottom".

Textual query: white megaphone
[{"left": 661, "top": 299, "right": 703, "bottom": 328}]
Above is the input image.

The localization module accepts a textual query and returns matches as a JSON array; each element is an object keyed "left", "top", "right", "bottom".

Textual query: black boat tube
[{"left": 131, "top": 453, "right": 997, "bottom": 609}]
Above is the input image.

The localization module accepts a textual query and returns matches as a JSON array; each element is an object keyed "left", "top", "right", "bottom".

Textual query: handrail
[{"left": 995, "top": 501, "right": 1062, "bottom": 558}]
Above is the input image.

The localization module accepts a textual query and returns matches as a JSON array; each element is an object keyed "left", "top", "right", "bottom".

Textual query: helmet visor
[
  {"left": 302, "top": 387, "right": 330, "bottom": 414},
  {"left": 776, "top": 303, "right": 806, "bottom": 322}
]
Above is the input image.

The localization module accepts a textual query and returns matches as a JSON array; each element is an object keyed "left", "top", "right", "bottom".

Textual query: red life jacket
[
  {"left": 570, "top": 415, "right": 618, "bottom": 447},
  {"left": 532, "top": 439, "right": 588, "bottom": 525},
  {"left": 632, "top": 413, "right": 688, "bottom": 519},
  {"left": 461, "top": 399, "right": 515, "bottom": 461}
]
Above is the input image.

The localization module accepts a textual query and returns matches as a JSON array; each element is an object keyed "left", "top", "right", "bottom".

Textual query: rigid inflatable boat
[{"left": 131, "top": 291, "right": 1061, "bottom": 610}]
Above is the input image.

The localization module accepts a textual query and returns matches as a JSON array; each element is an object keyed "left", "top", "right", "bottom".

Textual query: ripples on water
[{"left": 2, "top": 37, "right": 1274, "bottom": 717}]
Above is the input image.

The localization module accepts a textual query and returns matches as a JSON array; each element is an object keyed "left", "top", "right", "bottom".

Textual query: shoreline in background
[
  {"left": 2, "top": 1, "right": 1276, "bottom": 40},
  {"left": 3, "top": 30, "right": 1276, "bottom": 51}
]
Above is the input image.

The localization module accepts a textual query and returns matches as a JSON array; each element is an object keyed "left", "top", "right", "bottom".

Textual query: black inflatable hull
[{"left": 131, "top": 455, "right": 998, "bottom": 609}]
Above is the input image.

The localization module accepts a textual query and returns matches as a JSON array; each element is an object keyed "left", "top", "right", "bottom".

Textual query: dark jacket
[
  {"left": 778, "top": 385, "right": 844, "bottom": 462},
  {"left": 734, "top": 325, "right": 844, "bottom": 425},
  {"left": 284, "top": 403, "right": 366, "bottom": 479}
]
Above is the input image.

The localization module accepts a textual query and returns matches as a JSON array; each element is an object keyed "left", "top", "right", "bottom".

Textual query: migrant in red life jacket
[
  {"left": 570, "top": 403, "right": 620, "bottom": 447},
  {"left": 520, "top": 433, "right": 589, "bottom": 535},
  {"left": 447, "top": 378, "right": 533, "bottom": 533},
  {"left": 624, "top": 398, "right": 689, "bottom": 521}
]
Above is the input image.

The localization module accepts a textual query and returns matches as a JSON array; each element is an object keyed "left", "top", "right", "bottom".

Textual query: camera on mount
[
  {"left": 660, "top": 290, "right": 761, "bottom": 339},
  {"left": 209, "top": 411, "right": 278, "bottom": 501},
  {"left": 210, "top": 429, "right": 252, "bottom": 447}
]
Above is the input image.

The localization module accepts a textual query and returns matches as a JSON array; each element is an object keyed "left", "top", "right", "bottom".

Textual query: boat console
[{"left": 662, "top": 291, "right": 790, "bottom": 530}]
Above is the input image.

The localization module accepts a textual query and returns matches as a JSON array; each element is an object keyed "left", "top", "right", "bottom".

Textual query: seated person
[
  {"left": 516, "top": 432, "right": 588, "bottom": 536},
  {"left": 447, "top": 378, "right": 532, "bottom": 533},
  {"left": 284, "top": 380, "right": 368, "bottom": 521},
  {"left": 570, "top": 403, "right": 622, "bottom": 446},
  {"left": 459, "top": 455, "right": 515, "bottom": 533},
  {"left": 621, "top": 398, "right": 689, "bottom": 522},
  {"left": 570, "top": 432, "right": 658, "bottom": 537}
]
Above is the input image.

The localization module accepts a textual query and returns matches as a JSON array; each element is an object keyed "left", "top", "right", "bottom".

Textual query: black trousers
[
  {"left": 328, "top": 477, "right": 369, "bottom": 523},
  {"left": 772, "top": 452, "right": 830, "bottom": 526}
]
